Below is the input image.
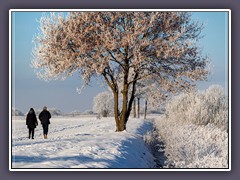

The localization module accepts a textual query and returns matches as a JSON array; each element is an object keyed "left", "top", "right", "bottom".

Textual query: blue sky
[{"left": 11, "top": 11, "right": 229, "bottom": 113}]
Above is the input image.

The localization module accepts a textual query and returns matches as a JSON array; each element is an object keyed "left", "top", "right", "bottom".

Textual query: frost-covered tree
[
  {"left": 32, "top": 11, "right": 209, "bottom": 131},
  {"left": 133, "top": 79, "right": 168, "bottom": 119},
  {"left": 135, "top": 83, "right": 148, "bottom": 119},
  {"left": 93, "top": 91, "right": 114, "bottom": 117}
]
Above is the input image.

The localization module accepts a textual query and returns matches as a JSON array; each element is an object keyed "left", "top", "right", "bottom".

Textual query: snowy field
[{"left": 11, "top": 115, "right": 156, "bottom": 170}]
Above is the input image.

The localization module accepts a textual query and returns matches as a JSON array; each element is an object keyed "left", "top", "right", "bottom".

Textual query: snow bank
[{"left": 11, "top": 116, "right": 156, "bottom": 169}]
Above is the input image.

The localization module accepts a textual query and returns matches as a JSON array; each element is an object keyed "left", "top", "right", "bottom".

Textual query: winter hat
[{"left": 29, "top": 108, "right": 34, "bottom": 114}]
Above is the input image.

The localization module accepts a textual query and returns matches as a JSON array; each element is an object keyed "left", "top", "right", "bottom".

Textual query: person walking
[
  {"left": 39, "top": 106, "right": 51, "bottom": 139},
  {"left": 26, "top": 108, "right": 38, "bottom": 139}
]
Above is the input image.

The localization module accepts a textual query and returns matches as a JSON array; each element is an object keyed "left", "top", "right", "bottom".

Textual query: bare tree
[{"left": 32, "top": 11, "right": 209, "bottom": 131}]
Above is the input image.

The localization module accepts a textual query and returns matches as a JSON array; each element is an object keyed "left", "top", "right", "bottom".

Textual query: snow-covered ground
[{"left": 11, "top": 115, "right": 156, "bottom": 170}]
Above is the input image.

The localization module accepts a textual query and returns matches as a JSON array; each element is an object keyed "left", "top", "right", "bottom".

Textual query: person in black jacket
[
  {"left": 26, "top": 108, "right": 38, "bottom": 139},
  {"left": 39, "top": 106, "right": 51, "bottom": 139}
]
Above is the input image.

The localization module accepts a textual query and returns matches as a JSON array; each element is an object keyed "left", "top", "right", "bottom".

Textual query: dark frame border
[
  {"left": 1, "top": 0, "right": 239, "bottom": 180},
  {"left": 9, "top": 9, "right": 231, "bottom": 172}
]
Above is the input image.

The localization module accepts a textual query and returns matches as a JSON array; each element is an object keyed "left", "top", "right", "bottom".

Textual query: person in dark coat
[
  {"left": 39, "top": 106, "right": 51, "bottom": 139},
  {"left": 26, "top": 108, "right": 38, "bottom": 139}
]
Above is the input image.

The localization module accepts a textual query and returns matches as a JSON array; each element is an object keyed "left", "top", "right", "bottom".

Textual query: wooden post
[
  {"left": 137, "top": 97, "right": 140, "bottom": 118},
  {"left": 144, "top": 99, "right": 147, "bottom": 119}
]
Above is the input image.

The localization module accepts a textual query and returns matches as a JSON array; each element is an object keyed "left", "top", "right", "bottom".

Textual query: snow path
[{"left": 11, "top": 116, "right": 156, "bottom": 169}]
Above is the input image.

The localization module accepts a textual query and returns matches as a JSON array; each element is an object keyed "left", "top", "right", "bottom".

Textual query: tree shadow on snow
[{"left": 11, "top": 153, "right": 147, "bottom": 169}]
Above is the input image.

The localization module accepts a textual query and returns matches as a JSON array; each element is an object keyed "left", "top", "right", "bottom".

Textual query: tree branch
[
  {"left": 107, "top": 49, "right": 126, "bottom": 70},
  {"left": 102, "top": 71, "right": 114, "bottom": 91}
]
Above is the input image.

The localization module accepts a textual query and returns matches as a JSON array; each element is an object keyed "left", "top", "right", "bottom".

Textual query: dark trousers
[
  {"left": 28, "top": 128, "right": 35, "bottom": 139},
  {"left": 42, "top": 124, "right": 49, "bottom": 135}
]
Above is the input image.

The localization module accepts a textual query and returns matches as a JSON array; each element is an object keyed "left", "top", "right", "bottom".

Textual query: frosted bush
[
  {"left": 155, "top": 119, "right": 228, "bottom": 168},
  {"left": 165, "top": 85, "right": 228, "bottom": 131},
  {"left": 12, "top": 108, "right": 24, "bottom": 116},
  {"left": 34, "top": 108, "right": 63, "bottom": 116},
  {"left": 154, "top": 85, "right": 229, "bottom": 168},
  {"left": 143, "top": 131, "right": 158, "bottom": 146}
]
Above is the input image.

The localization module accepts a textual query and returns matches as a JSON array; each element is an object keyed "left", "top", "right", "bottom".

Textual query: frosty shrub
[
  {"left": 12, "top": 108, "right": 24, "bottom": 116},
  {"left": 143, "top": 131, "right": 157, "bottom": 146},
  {"left": 93, "top": 91, "right": 114, "bottom": 117},
  {"left": 165, "top": 85, "right": 228, "bottom": 131},
  {"left": 154, "top": 85, "right": 229, "bottom": 168},
  {"left": 35, "top": 108, "right": 63, "bottom": 116},
  {"left": 82, "top": 110, "right": 94, "bottom": 115},
  {"left": 155, "top": 119, "right": 228, "bottom": 168}
]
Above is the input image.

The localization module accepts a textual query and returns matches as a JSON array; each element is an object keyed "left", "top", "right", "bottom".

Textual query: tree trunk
[
  {"left": 118, "top": 62, "right": 129, "bottom": 131},
  {"left": 119, "top": 85, "right": 128, "bottom": 131},
  {"left": 113, "top": 91, "right": 121, "bottom": 131},
  {"left": 114, "top": 89, "right": 126, "bottom": 132},
  {"left": 108, "top": 51, "right": 139, "bottom": 132},
  {"left": 144, "top": 99, "right": 147, "bottom": 119},
  {"left": 133, "top": 98, "right": 136, "bottom": 118},
  {"left": 137, "top": 97, "right": 140, "bottom": 118}
]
